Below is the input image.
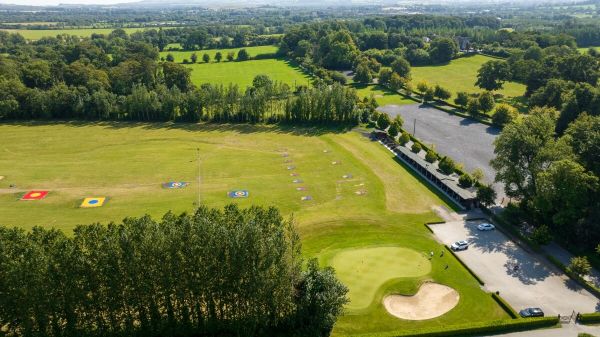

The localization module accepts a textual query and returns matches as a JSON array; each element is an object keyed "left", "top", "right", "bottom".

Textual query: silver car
[
  {"left": 451, "top": 240, "right": 469, "bottom": 251},
  {"left": 477, "top": 223, "right": 495, "bottom": 231}
]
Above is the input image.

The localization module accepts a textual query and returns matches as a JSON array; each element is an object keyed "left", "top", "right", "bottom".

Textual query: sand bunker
[{"left": 383, "top": 283, "right": 459, "bottom": 320}]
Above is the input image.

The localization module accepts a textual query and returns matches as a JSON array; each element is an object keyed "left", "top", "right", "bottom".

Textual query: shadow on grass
[{"left": 0, "top": 120, "right": 353, "bottom": 137}]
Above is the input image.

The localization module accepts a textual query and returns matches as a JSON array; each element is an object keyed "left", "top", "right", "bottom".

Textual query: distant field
[
  {"left": 1, "top": 27, "right": 170, "bottom": 40},
  {"left": 354, "top": 84, "right": 415, "bottom": 106},
  {"left": 159, "top": 45, "right": 279, "bottom": 62},
  {"left": 411, "top": 54, "right": 526, "bottom": 99},
  {"left": 578, "top": 46, "right": 600, "bottom": 53},
  {"left": 185, "top": 58, "right": 311, "bottom": 88}
]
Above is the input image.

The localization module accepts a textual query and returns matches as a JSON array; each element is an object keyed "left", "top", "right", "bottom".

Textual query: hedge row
[
  {"left": 578, "top": 312, "right": 600, "bottom": 324},
  {"left": 351, "top": 317, "right": 559, "bottom": 337},
  {"left": 491, "top": 292, "right": 519, "bottom": 319},
  {"left": 545, "top": 255, "right": 600, "bottom": 301},
  {"left": 444, "top": 245, "right": 485, "bottom": 286}
]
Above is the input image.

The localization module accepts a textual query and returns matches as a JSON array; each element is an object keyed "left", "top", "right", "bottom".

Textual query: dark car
[{"left": 519, "top": 307, "right": 544, "bottom": 318}]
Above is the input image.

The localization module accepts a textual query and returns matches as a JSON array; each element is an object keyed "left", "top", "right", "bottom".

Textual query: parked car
[
  {"left": 519, "top": 307, "right": 544, "bottom": 318},
  {"left": 450, "top": 240, "right": 469, "bottom": 251},
  {"left": 477, "top": 223, "right": 495, "bottom": 231}
]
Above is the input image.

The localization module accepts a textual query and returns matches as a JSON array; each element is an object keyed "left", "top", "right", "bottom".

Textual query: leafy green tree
[
  {"left": 492, "top": 104, "right": 518, "bottom": 127},
  {"left": 423, "top": 87, "right": 435, "bottom": 102},
  {"left": 392, "top": 115, "right": 403, "bottom": 128},
  {"left": 433, "top": 85, "right": 451, "bottom": 101},
  {"left": 454, "top": 91, "right": 469, "bottom": 108},
  {"left": 190, "top": 52, "right": 197, "bottom": 63},
  {"left": 388, "top": 122, "right": 399, "bottom": 138},
  {"left": 162, "top": 62, "right": 192, "bottom": 91},
  {"left": 389, "top": 73, "right": 405, "bottom": 91},
  {"left": 531, "top": 225, "right": 553, "bottom": 245},
  {"left": 459, "top": 174, "right": 473, "bottom": 187},
  {"left": 399, "top": 131, "right": 410, "bottom": 145},
  {"left": 215, "top": 51, "right": 223, "bottom": 62},
  {"left": 565, "top": 114, "right": 600, "bottom": 176},
  {"left": 353, "top": 63, "right": 372, "bottom": 84},
  {"left": 466, "top": 98, "right": 480, "bottom": 116},
  {"left": 378, "top": 68, "right": 392, "bottom": 86},
  {"left": 476, "top": 60, "right": 510, "bottom": 91},
  {"left": 476, "top": 184, "right": 497, "bottom": 207},
  {"left": 166, "top": 53, "right": 175, "bottom": 62},
  {"left": 439, "top": 156, "right": 456, "bottom": 175},
  {"left": 411, "top": 142, "right": 422, "bottom": 153},
  {"left": 491, "top": 107, "right": 561, "bottom": 202},
  {"left": 202, "top": 53, "right": 210, "bottom": 63},
  {"left": 237, "top": 49, "right": 250, "bottom": 61},
  {"left": 569, "top": 256, "right": 592, "bottom": 277},
  {"left": 425, "top": 149, "right": 437, "bottom": 163},
  {"left": 390, "top": 57, "right": 411, "bottom": 78},
  {"left": 376, "top": 113, "right": 391, "bottom": 130},
  {"left": 472, "top": 168, "right": 485, "bottom": 183},
  {"left": 227, "top": 51, "right": 235, "bottom": 61},
  {"left": 429, "top": 38, "right": 458, "bottom": 64},
  {"left": 416, "top": 81, "right": 428, "bottom": 94},
  {"left": 478, "top": 91, "right": 496, "bottom": 113}
]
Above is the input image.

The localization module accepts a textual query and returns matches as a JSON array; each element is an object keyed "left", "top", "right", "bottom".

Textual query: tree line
[{"left": 0, "top": 204, "right": 348, "bottom": 337}]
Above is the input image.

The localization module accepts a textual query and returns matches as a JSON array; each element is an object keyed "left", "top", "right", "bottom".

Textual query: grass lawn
[
  {"left": 578, "top": 46, "right": 600, "bottom": 53},
  {"left": 159, "top": 45, "right": 279, "bottom": 63},
  {"left": 411, "top": 54, "right": 526, "bottom": 100},
  {"left": 353, "top": 84, "right": 415, "bottom": 107},
  {"left": 185, "top": 58, "right": 311, "bottom": 88},
  {"left": 0, "top": 122, "right": 508, "bottom": 336},
  {"left": 0, "top": 27, "right": 164, "bottom": 40}
]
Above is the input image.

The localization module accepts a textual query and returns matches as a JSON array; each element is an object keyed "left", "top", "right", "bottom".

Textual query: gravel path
[{"left": 378, "top": 103, "right": 505, "bottom": 200}]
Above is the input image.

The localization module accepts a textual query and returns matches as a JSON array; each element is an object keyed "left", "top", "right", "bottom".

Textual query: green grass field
[
  {"left": 411, "top": 55, "right": 526, "bottom": 99},
  {"left": 578, "top": 46, "right": 600, "bottom": 53},
  {"left": 0, "top": 122, "right": 508, "bottom": 336},
  {"left": 185, "top": 58, "right": 311, "bottom": 88},
  {"left": 354, "top": 84, "right": 415, "bottom": 106},
  {"left": 159, "top": 45, "right": 279, "bottom": 62},
  {"left": 0, "top": 27, "right": 164, "bottom": 40}
]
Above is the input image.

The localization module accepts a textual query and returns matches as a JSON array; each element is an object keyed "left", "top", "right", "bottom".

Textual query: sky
[{"left": 0, "top": 0, "right": 139, "bottom": 5}]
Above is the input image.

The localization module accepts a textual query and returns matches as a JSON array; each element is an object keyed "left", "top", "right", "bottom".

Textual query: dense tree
[
  {"left": 428, "top": 38, "right": 458, "bottom": 64},
  {"left": 478, "top": 91, "right": 496, "bottom": 113},
  {"left": 203, "top": 53, "right": 210, "bottom": 63},
  {"left": 492, "top": 104, "right": 518, "bottom": 127},
  {"left": 190, "top": 52, "right": 197, "bottom": 63},
  {"left": 376, "top": 112, "right": 391, "bottom": 130},
  {"left": 215, "top": 51, "right": 223, "bottom": 62},
  {"left": 390, "top": 57, "right": 411, "bottom": 79},
  {"left": 433, "top": 85, "right": 451, "bottom": 101},
  {"left": 476, "top": 60, "right": 510, "bottom": 91},
  {"left": 353, "top": 63, "right": 372, "bottom": 84},
  {"left": 454, "top": 91, "right": 469, "bottom": 108},
  {"left": 237, "top": 49, "right": 250, "bottom": 61},
  {"left": 162, "top": 62, "right": 192, "bottom": 92}
]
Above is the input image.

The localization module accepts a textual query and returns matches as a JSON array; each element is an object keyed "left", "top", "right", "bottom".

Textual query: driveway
[
  {"left": 430, "top": 219, "right": 600, "bottom": 315},
  {"left": 378, "top": 104, "right": 504, "bottom": 200}
]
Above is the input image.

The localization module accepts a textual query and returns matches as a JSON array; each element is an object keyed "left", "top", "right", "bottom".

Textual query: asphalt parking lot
[
  {"left": 430, "top": 219, "right": 599, "bottom": 316},
  {"left": 378, "top": 103, "right": 504, "bottom": 199}
]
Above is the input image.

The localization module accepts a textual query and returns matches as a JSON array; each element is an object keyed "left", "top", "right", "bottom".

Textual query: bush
[
  {"left": 530, "top": 225, "right": 553, "bottom": 245},
  {"left": 569, "top": 256, "right": 592, "bottom": 277},
  {"left": 237, "top": 49, "right": 250, "bottom": 61},
  {"left": 416, "top": 80, "right": 429, "bottom": 94},
  {"left": 434, "top": 85, "right": 452, "bottom": 101},
  {"left": 491, "top": 293, "right": 518, "bottom": 318},
  {"left": 330, "top": 71, "right": 347, "bottom": 85},
  {"left": 399, "top": 132, "right": 410, "bottom": 145},
  {"left": 438, "top": 156, "right": 456, "bottom": 175},
  {"left": 459, "top": 174, "right": 473, "bottom": 188},
  {"left": 425, "top": 149, "right": 437, "bottom": 163},
  {"left": 411, "top": 142, "right": 422, "bottom": 153},
  {"left": 454, "top": 91, "right": 469, "bottom": 107},
  {"left": 477, "top": 184, "right": 497, "bottom": 207},
  {"left": 376, "top": 113, "right": 391, "bottom": 130},
  {"left": 578, "top": 312, "right": 600, "bottom": 325},
  {"left": 466, "top": 98, "right": 480, "bottom": 116},
  {"left": 478, "top": 91, "right": 496, "bottom": 113},
  {"left": 423, "top": 87, "right": 435, "bottom": 102},
  {"left": 492, "top": 104, "right": 518, "bottom": 127},
  {"left": 388, "top": 123, "right": 399, "bottom": 138}
]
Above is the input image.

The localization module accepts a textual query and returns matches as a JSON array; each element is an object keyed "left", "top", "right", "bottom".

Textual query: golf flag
[
  {"left": 21, "top": 190, "right": 48, "bottom": 200},
  {"left": 301, "top": 196, "right": 313, "bottom": 201},
  {"left": 81, "top": 197, "right": 106, "bottom": 208},
  {"left": 163, "top": 182, "right": 188, "bottom": 189},
  {"left": 228, "top": 190, "right": 249, "bottom": 198}
]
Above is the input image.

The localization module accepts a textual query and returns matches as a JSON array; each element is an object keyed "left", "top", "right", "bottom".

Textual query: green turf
[
  {"left": 159, "top": 45, "right": 279, "bottom": 63},
  {"left": 328, "top": 246, "right": 431, "bottom": 310},
  {"left": 0, "top": 122, "right": 508, "bottom": 335},
  {"left": 353, "top": 84, "right": 415, "bottom": 107},
  {"left": 411, "top": 55, "right": 526, "bottom": 99},
  {"left": 0, "top": 27, "right": 165, "bottom": 40},
  {"left": 578, "top": 46, "right": 600, "bottom": 54},
  {"left": 185, "top": 58, "right": 311, "bottom": 88}
]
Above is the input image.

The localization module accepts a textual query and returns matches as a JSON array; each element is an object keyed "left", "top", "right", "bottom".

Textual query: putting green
[{"left": 329, "top": 246, "right": 431, "bottom": 311}]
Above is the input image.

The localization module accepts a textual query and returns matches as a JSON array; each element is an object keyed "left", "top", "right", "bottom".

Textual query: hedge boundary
[
  {"left": 491, "top": 292, "right": 519, "bottom": 319},
  {"left": 444, "top": 245, "right": 485, "bottom": 286},
  {"left": 578, "top": 312, "right": 600, "bottom": 324},
  {"left": 350, "top": 317, "right": 559, "bottom": 337}
]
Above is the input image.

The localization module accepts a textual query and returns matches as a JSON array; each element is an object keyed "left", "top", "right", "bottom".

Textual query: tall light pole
[{"left": 196, "top": 147, "right": 201, "bottom": 206}]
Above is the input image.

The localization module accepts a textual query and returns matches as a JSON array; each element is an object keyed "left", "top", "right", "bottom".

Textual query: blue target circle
[{"left": 89, "top": 199, "right": 99, "bottom": 204}]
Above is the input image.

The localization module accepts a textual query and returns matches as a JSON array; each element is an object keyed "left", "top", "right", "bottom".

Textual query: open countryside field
[
  {"left": 578, "top": 46, "right": 600, "bottom": 53},
  {"left": 159, "top": 45, "right": 278, "bottom": 62},
  {"left": 411, "top": 54, "right": 526, "bottom": 99},
  {"left": 0, "top": 27, "right": 166, "bottom": 40},
  {"left": 0, "top": 122, "right": 508, "bottom": 336},
  {"left": 185, "top": 58, "right": 311, "bottom": 88}
]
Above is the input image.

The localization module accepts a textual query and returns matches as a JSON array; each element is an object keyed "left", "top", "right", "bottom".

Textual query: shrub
[
  {"left": 492, "top": 103, "right": 518, "bottom": 127},
  {"left": 459, "top": 174, "right": 473, "bottom": 188},
  {"left": 416, "top": 80, "right": 429, "bottom": 94},
  {"left": 190, "top": 52, "right": 198, "bottom": 63},
  {"left": 376, "top": 113, "right": 391, "bottom": 130},
  {"left": 330, "top": 71, "right": 347, "bottom": 85},
  {"left": 378, "top": 68, "right": 392, "bottom": 85},
  {"left": 466, "top": 98, "right": 480, "bottom": 116},
  {"left": 454, "top": 91, "right": 469, "bottom": 107},
  {"left": 354, "top": 63, "right": 373, "bottom": 84},
  {"left": 578, "top": 312, "right": 600, "bottom": 325},
  {"left": 530, "top": 225, "right": 553, "bottom": 245},
  {"left": 423, "top": 87, "right": 435, "bottom": 102},
  {"left": 425, "top": 149, "right": 437, "bottom": 163},
  {"left": 399, "top": 132, "right": 410, "bottom": 145},
  {"left": 411, "top": 142, "right": 422, "bottom": 153},
  {"left": 477, "top": 184, "right": 497, "bottom": 207},
  {"left": 438, "top": 156, "right": 456, "bottom": 175},
  {"left": 569, "top": 256, "right": 592, "bottom": 277},
  {"left": 388, "top": 123, "right": 399, "bottom": 138},
  {"left": 389, "top": 73, "right": 405, "bottom": 91},
  {"left": 434, "top": 85, "right": 452, "bottom": 101},
  {"left": 166, "top": 53, "right": 175, "bottom": 62},
  {"left": 237, "top": 49, "right": 250, "bottom": 61},
  {"left": 478, "top": 91, "right": 496, "bottom": 113},
  {"left": 182, "top": 59, "right": 189, "bottom": 64}
]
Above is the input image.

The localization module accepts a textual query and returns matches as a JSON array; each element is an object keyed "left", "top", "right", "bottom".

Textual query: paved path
[
  {"left": 378, "top": 103, "right": 505, "bottom": 200},
  {"left": 480, "top": 323, "right": 600, "bottom": 337},
  {"left": 544, "top": 242, "right": 600, "bottom": 288}
]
